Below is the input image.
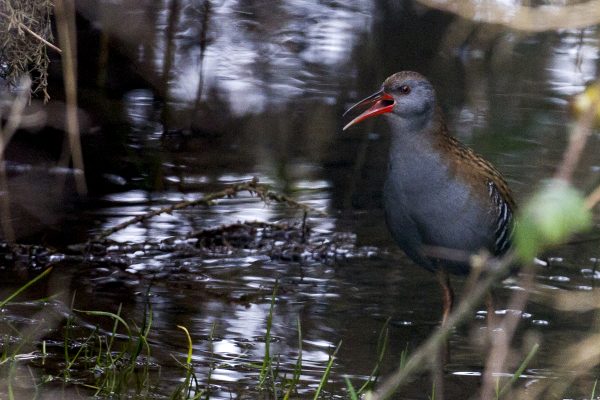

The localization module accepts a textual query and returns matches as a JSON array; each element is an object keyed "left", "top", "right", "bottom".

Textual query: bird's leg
[
  {"left": 433, "top": 268, "right": 452, "bottom": 398},
  {"left": 436, "top": 268, "right": 454, "bottom": 327}
]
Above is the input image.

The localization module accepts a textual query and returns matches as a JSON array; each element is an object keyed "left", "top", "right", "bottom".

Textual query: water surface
[{"left": 1, "top": 1, "right": 600, "bottom": 398}]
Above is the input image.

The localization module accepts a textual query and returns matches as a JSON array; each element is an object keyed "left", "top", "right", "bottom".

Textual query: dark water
[{"left": 1, "top": 1, "right": 600, "bottom": 398}]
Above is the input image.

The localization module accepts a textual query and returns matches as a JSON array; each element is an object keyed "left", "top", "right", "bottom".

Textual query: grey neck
[
  {"left": 387, "top": 106, "right": 435, "bottom": 134},
  {"left": 385, "top": 110, "right": 440, "bottom": 171}
]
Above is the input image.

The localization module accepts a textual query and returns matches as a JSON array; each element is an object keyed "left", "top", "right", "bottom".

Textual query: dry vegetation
[{"left": 0, "top": 0, "right": 56, "bottom": 101}]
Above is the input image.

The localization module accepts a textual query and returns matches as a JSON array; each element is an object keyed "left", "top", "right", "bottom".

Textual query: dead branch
[{"left": 91, "top": 178, "right": 325, "bottom": 242}]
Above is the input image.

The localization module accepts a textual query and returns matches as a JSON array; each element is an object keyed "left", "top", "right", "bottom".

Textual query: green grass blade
[
  {"left": 0, "top": 267, "right": 53, "bottom": 307},
  {"left": 132, "top": 302, "right": 153, "bottom": 361},
  {"left": 65, "top": 327, "right": 97, "bottom": 370},
  {"left": 283, "top": 317, "right": 303, "bottom": 400},
  {"left": 171, "top": 325, "right": 197, "bottom": 399},
  {"left": 205, "top": 322, "right": 217, "bottom": 400},
  {"left": 177, "top": 325, "right": 193, "bottom": 365},
  {"left": 498, "top": 342, "right": 539, "bottom": 397},
  {"left": 313, "top": 340, "right": 341, "bottom": 400},
  {"left": 259, "top": 285, "right": 278, "bottom": 388},
  {"left": 345, "top": 377, "right": 359, "bottom": 400},
  {"left": 399, "top": 344, "right": 409, "bottom": 369},
  {"left": 358, "top": 317, "right": 390, "bottom": 394},
  {"left": 73, "top": 308, "right": 132, "bottom": 338}
]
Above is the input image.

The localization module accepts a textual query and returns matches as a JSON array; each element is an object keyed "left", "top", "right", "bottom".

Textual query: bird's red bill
[{"left": 343, "top": 90, "right": 395, "bottom": 131}]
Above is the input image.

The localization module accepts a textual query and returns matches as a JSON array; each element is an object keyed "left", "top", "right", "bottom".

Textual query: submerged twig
[{"left": 91, "top": 178, "right": 325, "bottom": 242}]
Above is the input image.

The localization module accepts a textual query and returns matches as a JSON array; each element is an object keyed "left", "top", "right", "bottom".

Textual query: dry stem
[
  {"left": 54, "top": 0, "right": 86, "bottom": 195},
  {"left": 585, "top": 184, "right": 600, "bottom": 210},
  {"left": 366, "top": 253, "right": 515, "bottom": 400},
  {"left": 480, "top": 264, "right": 536, "bottom": 400},
  {"left": 0, "top": 77, "right": 31, "bottom": 242},
  {"left": 555, "top": 95, "right": 599, "bottom": 182}
]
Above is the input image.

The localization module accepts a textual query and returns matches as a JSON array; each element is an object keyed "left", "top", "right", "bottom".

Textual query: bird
[{"left": 343, "top": 71, "right": 515, "bottom": 325}]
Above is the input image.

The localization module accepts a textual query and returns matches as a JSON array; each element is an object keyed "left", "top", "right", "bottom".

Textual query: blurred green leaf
[{"left": 515, "top": 179, "right": 592, "bottom": 262}]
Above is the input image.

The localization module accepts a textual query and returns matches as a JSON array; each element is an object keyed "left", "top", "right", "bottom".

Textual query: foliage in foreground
[{"left": 0, "top": 272, "right": 392, "bottom": 399}]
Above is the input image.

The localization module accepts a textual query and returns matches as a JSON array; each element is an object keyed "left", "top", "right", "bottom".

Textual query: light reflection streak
[{"left": 546, "top": 29, "right": 599, "bottom": 96}]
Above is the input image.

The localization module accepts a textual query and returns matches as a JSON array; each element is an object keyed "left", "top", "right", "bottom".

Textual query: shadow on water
[{"left": 1, "top": 0, "right": 600, "bottom": 398}]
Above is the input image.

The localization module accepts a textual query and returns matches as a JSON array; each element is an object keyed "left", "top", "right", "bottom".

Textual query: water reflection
[
  {"left": 155, "top": 0, "right": 375, "bottom": 115},
  {"left": 547, "top": 29, "right": 599, "bottom": 96},
  {"left": 3, "top": 0, "right": 600, "bottom": 398}
]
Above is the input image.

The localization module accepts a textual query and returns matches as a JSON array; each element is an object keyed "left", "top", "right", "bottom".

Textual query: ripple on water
[
  {"left": 581, "top": 268, "right": 600, "bottom": 279},
  {"left": 103, "top": 190, "right": 150, "bottom": 203},
  {"left": 531, "top": 320, "right": 550, "bottom": 326}
]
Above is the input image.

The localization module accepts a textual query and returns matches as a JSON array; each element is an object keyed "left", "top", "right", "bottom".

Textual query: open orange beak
[{"left": 342, "top": 89, "right": 395, "bottom": 131}]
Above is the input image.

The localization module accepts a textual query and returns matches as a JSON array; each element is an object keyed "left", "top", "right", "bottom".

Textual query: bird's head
[{"left": 343, "top": 71, "right": 436, "bottom": 131}]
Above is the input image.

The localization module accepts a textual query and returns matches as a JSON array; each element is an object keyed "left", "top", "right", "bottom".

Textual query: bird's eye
[{"left": 399, "top": 85, "right": 411, "bottom": 94}]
